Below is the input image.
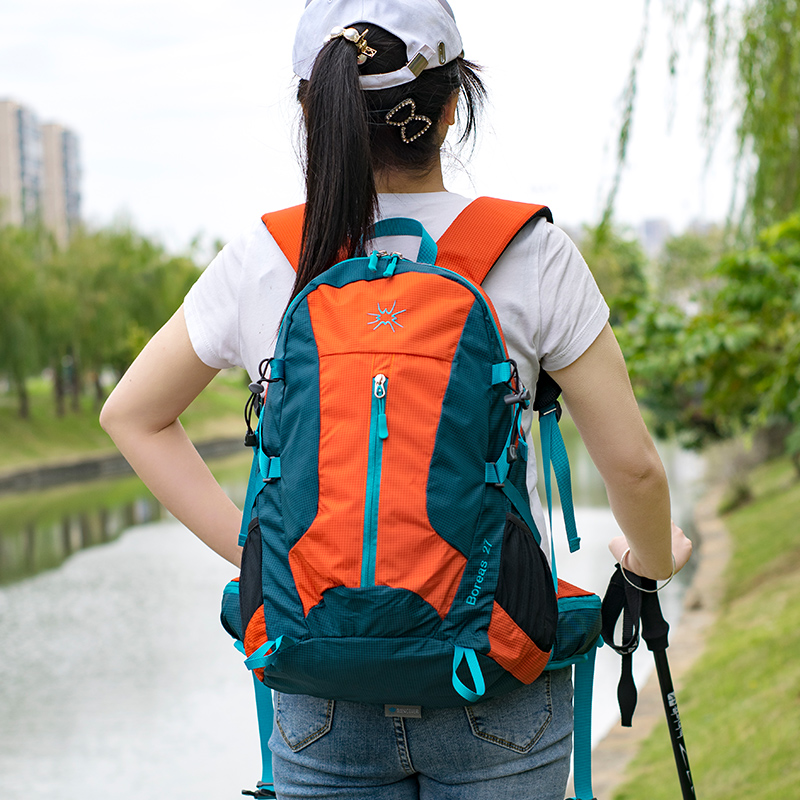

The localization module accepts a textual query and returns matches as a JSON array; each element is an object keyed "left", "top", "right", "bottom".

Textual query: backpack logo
[{"left": 367, "top": 301, "right": 407, "bottom": 332}]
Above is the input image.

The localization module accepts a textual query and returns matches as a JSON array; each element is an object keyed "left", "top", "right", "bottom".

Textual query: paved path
[{"left": 578, "top": 484, "right": 731, "bottom": 798}]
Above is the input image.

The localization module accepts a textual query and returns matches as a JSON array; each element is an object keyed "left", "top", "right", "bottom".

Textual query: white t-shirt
[{"left": 184, "top": 191, "right": 609, "bottom": 549}]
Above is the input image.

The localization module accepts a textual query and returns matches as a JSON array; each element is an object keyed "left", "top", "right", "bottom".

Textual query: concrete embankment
[{"left": 0, "top": 438, "right": 244, "bottom": 496}]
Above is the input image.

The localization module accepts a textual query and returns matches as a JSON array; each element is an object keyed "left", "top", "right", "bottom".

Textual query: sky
[{"left": 1, "top": 0, "right": 740, "bottom": 258}]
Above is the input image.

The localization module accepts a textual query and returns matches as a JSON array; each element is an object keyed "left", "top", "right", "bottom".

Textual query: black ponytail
[
  {"left": 293, "top": 34, "right": 377, "bottom": 306},
  {"left": 289, "top": 24, "right": 486, "bottom": 308}
]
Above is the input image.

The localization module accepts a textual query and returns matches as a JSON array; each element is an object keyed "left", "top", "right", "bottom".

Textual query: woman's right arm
[
  {"left": 100, "top": 306, "right": 244, "bottom": 566},
  {"left": 548, "top": 322, "right": 692, "bottom": 580}
]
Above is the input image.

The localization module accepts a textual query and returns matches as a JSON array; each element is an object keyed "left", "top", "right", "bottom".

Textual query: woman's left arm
[{"left": 100, "top": 305, "right": 243, "bottom": 566}]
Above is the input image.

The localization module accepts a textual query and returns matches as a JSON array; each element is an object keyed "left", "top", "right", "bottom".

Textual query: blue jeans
[{"left": 269, "top": 667, "right": 573, "bottom": 799}]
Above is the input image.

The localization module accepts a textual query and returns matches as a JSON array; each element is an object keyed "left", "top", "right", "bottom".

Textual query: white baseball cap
[{"left": 293, "top": 0, "right": 464, "bottom": 90}]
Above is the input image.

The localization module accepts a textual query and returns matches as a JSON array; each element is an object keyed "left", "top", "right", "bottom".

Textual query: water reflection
[{"left": 0, "top": 453, "right": 251, "bottom": 585}]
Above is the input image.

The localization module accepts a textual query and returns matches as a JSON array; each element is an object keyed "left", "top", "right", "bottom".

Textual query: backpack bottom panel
[{"left": 257, "top": 636, "right": 525, "bottom": 708}]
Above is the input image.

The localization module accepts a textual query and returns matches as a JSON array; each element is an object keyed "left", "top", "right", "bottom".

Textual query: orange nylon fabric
[
  {"left": 486, "top": 601, "right": 551, "bottom": 684},
  {"left": 243, "top": 604, "right": 268, "bottom": 682},
  {"left": 557, "top": 578, "right": 595, "bottom": 599},
  {"left": 261, "top": 197, "right": 550, "bottom": 281},
  {"left": 435, "top": 197, "right": 551, "bottom": 285},
  {"left": 287, "top": 273, "right": 475, "bottom": 617},
  {"left": 262, "top": 204, "right": 305, "bottom": 267}
]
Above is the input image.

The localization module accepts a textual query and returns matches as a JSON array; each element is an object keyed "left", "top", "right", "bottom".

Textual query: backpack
[{"left": 220, "top": 198, "right": 603, "bottom": 800}]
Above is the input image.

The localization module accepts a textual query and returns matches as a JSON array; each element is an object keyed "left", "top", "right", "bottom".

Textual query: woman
[{"left": 101, "top": 1, "right": 692, "bottom": 797}]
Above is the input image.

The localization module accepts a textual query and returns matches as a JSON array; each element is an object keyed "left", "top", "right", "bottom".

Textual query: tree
[
  {"left": 737, "top": 0, "right": 800, "bottom": 228},
  {"left": 0, "top": 226, "right": 52, "bottom": 417},
  {"left": 606, "top": 0, "right": 800, "bottom": 234},
  {"left": 0, "top": 220, "right": 201, "bottom": 417},
  {"left": 653, "top": 225, "right": 724, "bottom": 302},
  {"left": 620, "top": 212, "right": 800, "bottom": 474},
  {"left": 579, "top": 224, "right": 649, "bottom": 325}
]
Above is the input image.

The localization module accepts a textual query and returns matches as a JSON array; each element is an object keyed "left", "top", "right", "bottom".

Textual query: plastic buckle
[
  {"left": 242, "top": 784, "right": 276, "bottom": 798},
  {"left": 539, "top": 401, "right": 563, "bottom": 422}
]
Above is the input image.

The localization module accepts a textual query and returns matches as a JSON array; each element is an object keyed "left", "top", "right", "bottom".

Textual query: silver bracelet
[{"left": 619, "top": 548, "right": 677, "bottom": 593}]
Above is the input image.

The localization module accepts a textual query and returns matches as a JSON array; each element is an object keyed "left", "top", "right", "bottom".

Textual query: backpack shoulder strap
[
  {"left": 435, "top": 196, "right": 552, "bottom": 285},
  {"left": 262, "top": 204, "right": 305, "bottom": 270},
  {"left": 261, "top": 197, "right": 552, "bottom": 280}
]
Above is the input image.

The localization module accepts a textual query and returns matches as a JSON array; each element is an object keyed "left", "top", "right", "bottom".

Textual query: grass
[
  {"left": 0, "top": 370, "right": 248, "bottom": 474},
  {"left": 612, "top": 455, "right": 800, "bottom": 799}
]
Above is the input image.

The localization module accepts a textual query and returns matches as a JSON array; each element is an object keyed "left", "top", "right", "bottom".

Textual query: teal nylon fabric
[
  {"left": 370, "top": 216, "right": 438, "bottom": 264},
  {"left": 491, "top": 361, "right": 513, "bottom": 385},
  {"left": 570, "top": 645, "right": 598, "bottom": 800},
  {"left": 452, "top": 646, "right": 486, "bottom": 703},
  {"left": 540, "top": 409, "right": 581, "bottom": 552},
  {"left": 239, "top": 449, "right": 263, "bottom": 548},
  {"left": 252, "top": 673, "right": 275, "bottom": 788}
]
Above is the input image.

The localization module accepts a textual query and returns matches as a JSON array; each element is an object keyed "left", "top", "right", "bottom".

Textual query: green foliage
[
  {"left": 738, "top": 0, "right": 800, "bottom": 228},
  {"left": 653, "top": 226, "right": 723, "bottom": 297},
  {"left": 600, "top": 0, "right": 653, "bottom": 231},
  {"left": 0, "top": 226, "right": 56, "bottom": 416},
  {"left": 608, "top": 1, "right": 800, "bottom": 233},
  {"left": 0, "top": 222, "right": 201, "bottom": 417},
  {"left": 579, "top": 224, "right": 649, "bottom": 324},
  {"left": 620, "top": 212, "right": 800, "bottom": 458}
]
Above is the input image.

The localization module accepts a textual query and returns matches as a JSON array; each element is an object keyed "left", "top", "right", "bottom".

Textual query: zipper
[{"left": 362, "top": 373, "right": 388, "bottom": 586}]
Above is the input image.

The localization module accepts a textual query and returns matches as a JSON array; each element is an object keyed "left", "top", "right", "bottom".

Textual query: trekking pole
[
  {"left": 601, "top": 566, "right": 698, "bottom": 800},
  {"left": 638, "top": 579, "right": 697, "bottom": 800}
]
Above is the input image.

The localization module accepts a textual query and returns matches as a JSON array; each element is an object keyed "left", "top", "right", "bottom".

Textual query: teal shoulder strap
[{"left": 535, "top": 370, "right": 596, "bottom": 800}]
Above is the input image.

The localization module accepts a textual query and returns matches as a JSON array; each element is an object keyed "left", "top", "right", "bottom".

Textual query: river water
[{"left": 0, "top": 442, "right": 704, "bottom": 799}]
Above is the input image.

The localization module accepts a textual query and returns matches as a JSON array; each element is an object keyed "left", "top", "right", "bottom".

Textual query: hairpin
[
  {"left": 325, "top": 26, "right": 377, "bottom": 65},
  {"left": 384, "top": 98, "right": 433, "bottom": 144}
]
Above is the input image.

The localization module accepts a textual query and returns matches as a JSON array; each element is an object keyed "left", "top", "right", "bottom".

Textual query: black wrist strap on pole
[
  {"left": 601, "top": 564, "right": 642, "bottom": 726},
  {"left": 601, "top": 564, "right": 698, "bottom": 799}
]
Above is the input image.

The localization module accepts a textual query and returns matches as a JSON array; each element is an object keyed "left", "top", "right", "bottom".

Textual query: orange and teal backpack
[{"left": 221, "top": 198, "right": 603, "bottom": 800}]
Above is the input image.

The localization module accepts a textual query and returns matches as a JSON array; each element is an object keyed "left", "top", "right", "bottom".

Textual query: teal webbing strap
[
  {"left": 484, "top": 462, "right": 500, "bottom": 484},
  {"left": 452, "top": 646, "right": 486, "bottom": 703},
  {"left": 485, "top": 413, "right": 519, "bottom": 488},
  {"left": 252, "top": 672, "right": 275, "bottom": 788},
  {"left": 235, "top": 641, "right": 275, "bottom": 792},
  {"left": 270, "top": 359, "right": 284, "bottom": 381},
  {"left": 239, "top": 450, "right": 262, "bottom": 547},
  {"left": 244, "top": 635, "right": 291, "bottom": 671},
  {"left": 540, "top": 408, "right": 580, "bottom": 553},
  {"left": 539, "top": 411, "right": 560, "bottom": 588},
  {"left": 371, "top": 217, "right": 438, "bottom": 264},
  {"left": 499, "top": 479, "right": 542, "bottom": 546},
  {"left": 258, "top": 452, "right": 281, "bottom": 482},
  {"left": 570, "top": 643, "right": 599, "bottom": 800},
  {"left": 266, "top": 457, "right": 281, "bottom": 480},
  {"left": 491, "top": 362, "right": 513, "bottom": 385}
]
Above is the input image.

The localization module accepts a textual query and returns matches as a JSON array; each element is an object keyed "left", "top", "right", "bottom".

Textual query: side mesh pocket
[
  {"left": 547, "top": 580, "right": 602, "bottom": 668},
  {"left": 220, "top": 578, "right": 243, "bottom": 641},
  {"left": 487, "top": 513, "right": 558, "bottom": 684},
  {"left": 238, "top": 515, "right": 264, "bottom": 639}
]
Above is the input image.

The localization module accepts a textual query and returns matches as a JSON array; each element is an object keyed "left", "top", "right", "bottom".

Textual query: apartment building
[
  {"left": 0, "top": 99, "right": 81, "bottom": 245},
  {"left": 41, "top": 123, "right": 81, "bottom": 245}
]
